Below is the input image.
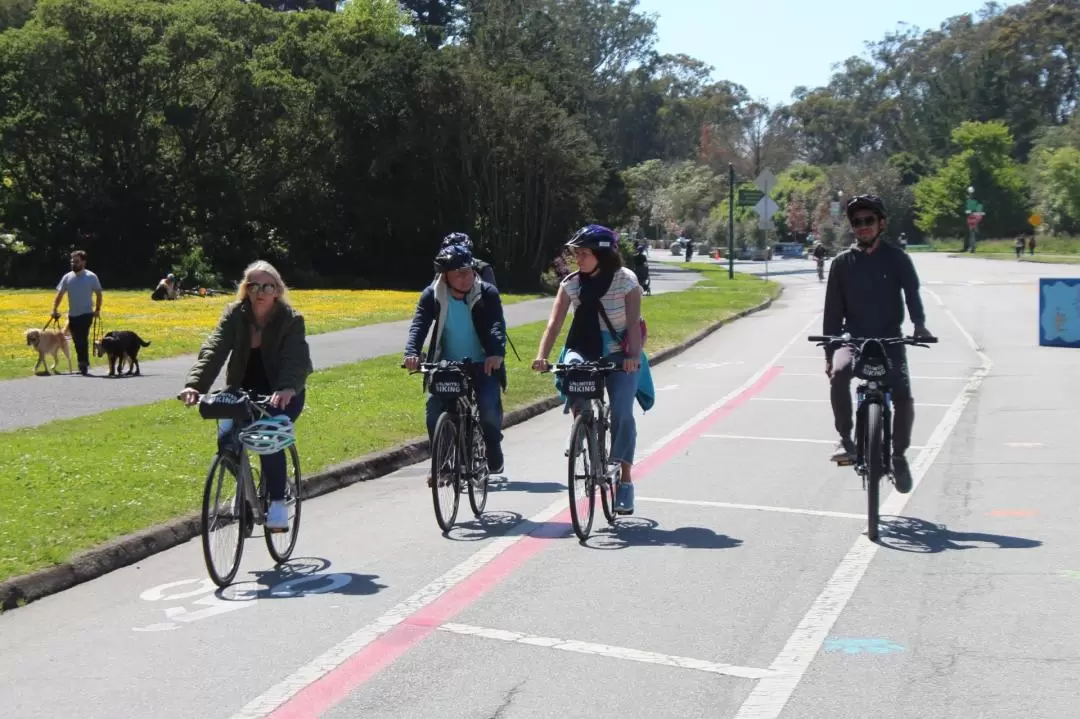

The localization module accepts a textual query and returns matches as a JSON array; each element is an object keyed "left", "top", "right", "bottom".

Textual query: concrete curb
[{"left": 0, "top": 284, "right": 782, "bottom": 611}]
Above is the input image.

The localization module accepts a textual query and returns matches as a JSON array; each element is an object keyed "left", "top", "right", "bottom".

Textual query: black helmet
[
  {"left": 433, "top": 244, "right": 476, "bottom": 273},
  {"left": 846, "top": 194, "right": 887, "bottom": 220},
  {"left": 566, "top": 224, "right": 618, "bottom": 250},
  {"left": 440, "top": 232, "right": 472, "bottom": 251}
]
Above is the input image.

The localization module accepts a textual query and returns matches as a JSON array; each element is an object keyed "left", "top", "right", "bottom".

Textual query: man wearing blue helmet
[
  {"left": 439, "top": 232, "right": 497, "bottom": 287},
  {"left": 405, "top": 243, "right": 508, "bottom": 479}
]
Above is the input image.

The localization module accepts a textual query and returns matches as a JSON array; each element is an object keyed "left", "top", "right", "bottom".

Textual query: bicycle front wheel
[
  {"left": 567, "top": 413, "right": 596, "bottom": 541},
  {"left": 467, "top": 421, "right": 489, "bottom": 517},
  {"left": 866, "top": 402, "right": 884, "bottom": 541},
  {"left": 431, "top": 412, "right": 461, "bottom": 532},
  {"left": 265, "top": 444, "right": 302, "bottom": 564},
  {"left": 201, "top": 454, "right": 246, "bottom": 588}
]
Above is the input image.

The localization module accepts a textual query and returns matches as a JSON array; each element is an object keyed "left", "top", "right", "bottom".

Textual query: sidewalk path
[{"left": 1, "top": 263, "right": 699, "bottom": 431}]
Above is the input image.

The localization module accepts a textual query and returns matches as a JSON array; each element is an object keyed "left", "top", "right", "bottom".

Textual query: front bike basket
[
  {"left": 563, "top": 368, "right": 605, "bottom": 399},
  {"left": 430, "top": 368, "right": 467, "bottom": 399},
  {"left": 853, "top": 339, "right": 892, "bottom": 381}
]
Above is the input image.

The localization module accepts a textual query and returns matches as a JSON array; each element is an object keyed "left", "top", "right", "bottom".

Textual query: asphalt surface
[
  {"left": 3, "top": 252, "right": 1079, "bottom": 719},
  {"left": 0, "top": 263, "right": 698, "bottom": 432}
]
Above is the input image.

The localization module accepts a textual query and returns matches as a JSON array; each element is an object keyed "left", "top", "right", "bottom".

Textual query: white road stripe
[
  {"left": 732, "top": 288, "right": 993, "bottom": 719},
  {"left": 634, "top": 496, "right": 863, "bottom": 520},
  {"left": 230, "top": 311, "right": 825, "bottom": 718},
  {"left": 701, "top": 433, "right": 926, "bottom": 450},
  {"left": 750, "top": 397, "right": 951, "bottom": 408},
  {"left": 438, "top": 623, "right": 775, "bottom": 680}
]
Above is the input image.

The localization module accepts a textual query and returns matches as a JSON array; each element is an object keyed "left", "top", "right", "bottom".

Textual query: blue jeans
[
  {"left": 563, "top": 350, "right": 638, "bottom": 466},
  {"left": 426, "top": 370, "right": 504, "bottom": 471},
  {"left": 218, "top": 391, "right": 305, "bottom": 501}
]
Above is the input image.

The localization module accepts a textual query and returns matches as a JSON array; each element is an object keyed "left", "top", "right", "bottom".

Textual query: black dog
[{"left": 98, "top": 331, "right": 152, "bottom": 376}]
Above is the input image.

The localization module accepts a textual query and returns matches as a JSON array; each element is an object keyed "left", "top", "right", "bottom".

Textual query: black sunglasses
[
  {"left": 246, "top": 281, "right": 278, "bottom": 295},
  {"left": 850, "top": 216, "right": 879, "bottom": 228}
]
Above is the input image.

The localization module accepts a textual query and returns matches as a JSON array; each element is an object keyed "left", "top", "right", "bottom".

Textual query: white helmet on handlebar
[{"left": 238, "top": 415, "right": 296, "bottom": 455}]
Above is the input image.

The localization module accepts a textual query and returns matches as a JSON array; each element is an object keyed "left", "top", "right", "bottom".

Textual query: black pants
[
  {"left": 830, "top": 344, "right": 914, "bottom": 456},
  {"left": 68, "top": 313, "right": 94, "bottom": 371}
]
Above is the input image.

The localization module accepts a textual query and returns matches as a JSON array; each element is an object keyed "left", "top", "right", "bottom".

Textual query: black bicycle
[
  {"left": 408, "top": 359, "right": 490, "bottom": 532},
  {"left": 550, "top": 361, "right": 623, "bottom": 541},
  {"left": 807, "top": 333, "right": 938, "bottom": 541},
  {"left": 185, "top": 389, "right": 303, "bottom": 587}
]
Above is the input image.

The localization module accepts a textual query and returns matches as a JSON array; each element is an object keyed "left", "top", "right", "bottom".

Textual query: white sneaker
[{"left": 266, "top": 500, "right": 289, "bottom": 531}]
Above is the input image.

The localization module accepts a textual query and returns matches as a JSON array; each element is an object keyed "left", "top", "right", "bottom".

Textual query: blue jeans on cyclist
[
  {"left": 425, "top": 370, "right": 504, "bottom": 473},
  {"left": 562, "top": 349, "right": 638, "bottom": 513},
  {"left": 218, "top": 390, "right": 305, "bottom": 502}
]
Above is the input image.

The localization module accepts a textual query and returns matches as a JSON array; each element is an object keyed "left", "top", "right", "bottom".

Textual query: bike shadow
[
  {"left": 216, "top": 556, "right": 388, "bottom": 600},
  {"left": 446, "top": 510, "right": 526, "bottom": 542},
  {"left": 583, "top": 517, "right": 744, "bottom": 551},
  {"left": 487, "top": 478, "right": 564, "bottom": 494},
  {"left": 877, "top": 516, "right": 1042, "bottom": 553}
]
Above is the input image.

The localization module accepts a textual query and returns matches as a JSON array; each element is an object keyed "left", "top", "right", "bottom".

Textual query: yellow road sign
[{"left": 1029, "top": 213, "right": 1043, "bottom": 227}]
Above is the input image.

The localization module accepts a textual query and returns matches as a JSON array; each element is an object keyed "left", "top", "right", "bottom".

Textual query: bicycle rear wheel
[
  {"left": 567, "top": 413, "right": 596, "bottom": 541},
  {"left": 598, "top": 409, "right": 618, "bottom": 524},
  {"left": 431, "top": 412, "right": 461, "bottom": 532},
  {"left": 265, "top": 444, "right": 303, "bottom": 564},
  {"left": 201, "top": 454, "right": 246, "bottom": 588},
  {"left": 866, "top": 402, "right": 884, "bottom": 541},
  {"left": 467, "top": 421, "right": 489, "bottom": 517}
]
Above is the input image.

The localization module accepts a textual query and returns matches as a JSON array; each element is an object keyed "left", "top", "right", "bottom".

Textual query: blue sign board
[{"left": 1039, "top": 278, "right": 1080, "bottom": 348}]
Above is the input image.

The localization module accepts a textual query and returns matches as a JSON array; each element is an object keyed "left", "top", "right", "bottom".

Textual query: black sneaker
[
  {"left": 830, "top": 437, "right": 855, "bottom": 462},
  {"left": 892, "top": 455, "right": 913, "bottom": 494}
]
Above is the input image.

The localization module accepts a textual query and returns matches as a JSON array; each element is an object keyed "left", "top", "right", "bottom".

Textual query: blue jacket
[{"left": 405, "top": 276, "right": 507, "bottom": 390}]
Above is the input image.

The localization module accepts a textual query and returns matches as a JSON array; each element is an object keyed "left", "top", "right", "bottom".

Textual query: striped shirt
[{"left": 562, "top": 267, "right": 640, "bottom": 355}]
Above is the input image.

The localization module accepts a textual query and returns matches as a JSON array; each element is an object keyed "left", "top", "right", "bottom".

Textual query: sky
[{"left": 635, "top": 0, "right": 1023, "bottom": 105}]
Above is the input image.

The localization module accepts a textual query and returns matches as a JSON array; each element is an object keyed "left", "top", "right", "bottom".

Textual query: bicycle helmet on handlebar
[
  {"left": 845, "top": 194, "right": 887, "bottom": 221},
  {"left": 238, "top": 415, "right": 296, "bottom": 455},
  {"left": 565, "top": 224, "right": 618, "bottom": 250},
  {"left": 433, "top": 244, "right": 476, "bottom": 273}
]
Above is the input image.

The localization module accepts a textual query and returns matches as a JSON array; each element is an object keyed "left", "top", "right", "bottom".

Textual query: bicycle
[
  {"left": 549, "top": 361, "right": 623, "bottom": 541},
  {"left": 407, "top": 359, "right": 490, "bottom": 533},
  {"left": 807, "top": 333, "right": 938, "bottom": 541},
  {"left": 183, "top": 389, "right": 303, "bottom": 587}
]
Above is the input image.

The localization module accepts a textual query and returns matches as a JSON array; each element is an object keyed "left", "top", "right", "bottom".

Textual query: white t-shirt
[{"left": 562, "top": 267, "right": 640, "bottom": 355}]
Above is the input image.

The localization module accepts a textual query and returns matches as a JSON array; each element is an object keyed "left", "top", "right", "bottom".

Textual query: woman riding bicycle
[
  {"left": 178, "top": 260, "right": 313, "bottom": 531},
  {"left": 532, "top": 224, "right": 654, "bottom": 515}
]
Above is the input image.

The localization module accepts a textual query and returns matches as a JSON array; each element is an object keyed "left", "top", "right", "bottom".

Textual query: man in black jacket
[
  {"left": 405, "top": 244, "right": 507, "bottom": 475},
  {"left": 823, "top": 195, "right": 932, "bottom": 493}
]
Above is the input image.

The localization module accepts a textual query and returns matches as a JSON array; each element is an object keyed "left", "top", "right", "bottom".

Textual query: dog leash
[{"left": 42, "top": 315, "right": 61, "bottom": 331}]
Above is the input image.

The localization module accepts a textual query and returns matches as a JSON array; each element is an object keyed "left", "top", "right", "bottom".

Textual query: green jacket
[{"left": 185, "top": 300, "right": 313, "bottom": 394}]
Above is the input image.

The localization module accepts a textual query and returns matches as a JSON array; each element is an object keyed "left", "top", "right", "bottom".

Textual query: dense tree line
[{"left": 2, "top": 0, "right": 1080, "bottom": 289}]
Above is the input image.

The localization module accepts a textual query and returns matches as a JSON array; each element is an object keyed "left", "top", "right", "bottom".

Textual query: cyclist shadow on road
[
  {"left": 216, "top": 556, "right": 388, "bottom": 601},
  {"left": 583, "top": 517, "right": 744, "bottom": 551},
  {"left": 488, "top": 478, "right": 565, "bottom": 494},
  {"left": 877, "top": 516, "right": 1042, "bottom": 554},
  {"left": 445, "top": 511, "right": 526, "bottom": 542}
]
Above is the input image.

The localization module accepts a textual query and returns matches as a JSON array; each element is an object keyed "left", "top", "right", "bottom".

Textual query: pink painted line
[{"left": 270, "top": 366, "right": 782, "bottom": 718}]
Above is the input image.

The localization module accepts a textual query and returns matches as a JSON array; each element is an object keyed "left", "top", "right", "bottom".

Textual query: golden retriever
[{"left": 25, "top": 327, "right": 72, "bottom": 375}]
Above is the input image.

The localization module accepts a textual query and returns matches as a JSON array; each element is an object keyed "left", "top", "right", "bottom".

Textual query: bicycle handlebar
[
  {"left": 176, "top": 389, "right": 275, "bottom": 410},
  {"left": 807, "top": 334, "right": 938, "bottom": 348},
  {"left": 542, "top": 361, "right": 620, "bottom": 375}
]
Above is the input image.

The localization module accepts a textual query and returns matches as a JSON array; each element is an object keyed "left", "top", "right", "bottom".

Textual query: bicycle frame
[
  {"left": 554, "top": 361, "right": 621, "bottom": 485},
  {"left": 416, "top": 360, "right": 487, "bottom": 487}
]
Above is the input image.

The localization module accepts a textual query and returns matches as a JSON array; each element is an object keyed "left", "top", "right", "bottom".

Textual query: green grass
[
  {"left": 917, "top": 237, "right": 1080, "bottom": 255},
  {"left": 0, "top": 268, "right": 777, "bottom": 582}
]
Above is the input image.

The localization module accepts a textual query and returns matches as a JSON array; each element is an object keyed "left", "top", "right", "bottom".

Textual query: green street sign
[
  {"left": 965, "top": 199, "right": 985, "bottom": 213},
  {"left": 738, "top": 188, "right": 765, "bottom": 207}
]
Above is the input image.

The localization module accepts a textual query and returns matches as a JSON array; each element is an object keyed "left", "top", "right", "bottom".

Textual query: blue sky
[{"left": 635, "top": 0, "right": 1022, "bottom": 105}]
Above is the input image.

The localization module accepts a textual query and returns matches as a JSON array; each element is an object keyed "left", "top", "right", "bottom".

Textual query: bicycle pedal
[{"left": 834, "top": 458, "right": 855, "bottom": 467}]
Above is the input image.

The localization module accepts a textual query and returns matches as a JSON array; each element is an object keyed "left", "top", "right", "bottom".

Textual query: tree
[{"left": 914, "top": 121, "right": 1029, "bottom": 238}]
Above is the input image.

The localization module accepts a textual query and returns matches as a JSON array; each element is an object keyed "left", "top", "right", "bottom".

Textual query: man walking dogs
[{"left": 51, "top": 250, "right": 103, "bottom": 376}]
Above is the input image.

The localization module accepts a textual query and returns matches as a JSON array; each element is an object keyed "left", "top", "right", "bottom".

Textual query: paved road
[
  {"left": 3, "top": 253, "right": 1079, "bottom": 718},
  {"left": 1, "top": 263, "right": 698, "bottom": 432}
]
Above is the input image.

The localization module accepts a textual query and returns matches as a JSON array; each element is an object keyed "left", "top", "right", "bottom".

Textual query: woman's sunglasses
[
  {"left": 850, "top": 216, "right": 879, "bottom": 228},
  {"left": 246, "top": 281, "right": 278, "bottom": 295}
]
